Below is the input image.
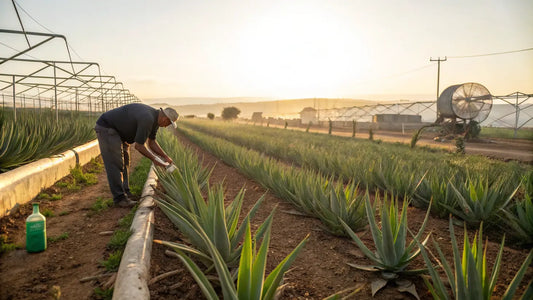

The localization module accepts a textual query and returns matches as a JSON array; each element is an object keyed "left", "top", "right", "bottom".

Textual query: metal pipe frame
[
  {"left": 491, "top": 92, "right": 533, "bottom": 135},
  {"left": 0, "top": 58, "right": 131, "bottom": 101},
  {"left": 0, "top": 29, "right": 139, "bottom": 115},
  {"left": 318, "top": 96, "right": 532, "bottom": 134}
]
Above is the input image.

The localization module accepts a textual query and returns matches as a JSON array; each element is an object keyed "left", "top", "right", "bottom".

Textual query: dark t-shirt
[{"left": 96, "top": 103, "right": 159, "bottom": 144}]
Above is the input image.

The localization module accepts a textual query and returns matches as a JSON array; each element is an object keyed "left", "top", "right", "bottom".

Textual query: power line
[
  {"left": 448, "top": 47, "right": 533, "bottom": 59},
  {"left": 350, "top": 63, "right": 435, "bottom": 87},
  {"left": 382, "top": 63, "right": 435, "bottom": 79}
]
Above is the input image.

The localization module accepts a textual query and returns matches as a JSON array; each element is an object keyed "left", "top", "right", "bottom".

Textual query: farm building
[
  {"left": 372, "top": 114, "right": 422, "bottom": 123},
  {"left": 372, "top": 113, "right": 424, "bottom": 130},
  {"left": 299, "top": 107, "right": 318, "bottom": 124}
]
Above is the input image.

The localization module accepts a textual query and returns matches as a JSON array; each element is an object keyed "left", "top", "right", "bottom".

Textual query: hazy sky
[{"left": 1, "top": 0, "right": 532, "bottom": 101}]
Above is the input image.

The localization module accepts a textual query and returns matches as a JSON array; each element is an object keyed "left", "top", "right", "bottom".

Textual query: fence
[{"left": 317, "top": 92, "right": 533, "bottom": 131}]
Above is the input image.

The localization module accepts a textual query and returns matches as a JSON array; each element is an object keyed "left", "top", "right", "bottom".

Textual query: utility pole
[{"left": 430, "top": 56, "right": 447, "bottom": 120}]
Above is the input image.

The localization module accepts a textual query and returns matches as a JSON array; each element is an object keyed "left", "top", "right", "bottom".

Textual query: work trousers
[{"left": 94, "top": 124, "right": 130, "bottom": 203}]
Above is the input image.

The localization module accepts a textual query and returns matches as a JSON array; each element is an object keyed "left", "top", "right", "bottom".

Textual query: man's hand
[
  {"left": 163, "top": 155, "right": 174, "bottom": 164},
  {"left": 134, "top": 142, "right": 167, "bottom": 167}
]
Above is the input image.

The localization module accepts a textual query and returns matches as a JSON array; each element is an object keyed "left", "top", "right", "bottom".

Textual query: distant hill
[
  {"left": 144, "top": 97, "right": 273, "bottom": 106},
  {"left": 147, "top": 98, "right": 382, "bottom": 119}
]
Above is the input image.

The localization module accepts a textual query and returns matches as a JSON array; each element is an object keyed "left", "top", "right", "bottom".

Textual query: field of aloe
[
  {"left": 0, "top": 109, "right": 96, "bottom": 172},
  {"left": 151, "top": 121, "right": 533, "bottom": 299},
  {"left": 179, "top": 119, "right": 532, "bottom": 243}
]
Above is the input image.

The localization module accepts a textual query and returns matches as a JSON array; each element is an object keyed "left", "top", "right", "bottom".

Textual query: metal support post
[
  {"left": 514, "top": 93, "right": 519, "bottom": 138},
  {"left": 430, "top": 56, "right": 447, "bottom": 120},
  {"left": 12, "top": 75, "right": 16, "bottom": 121},
  {"left": 54, "top": 62, "right": 58, "bottom": 123}
]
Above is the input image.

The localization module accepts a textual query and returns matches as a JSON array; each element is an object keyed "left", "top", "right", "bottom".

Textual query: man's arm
[
  {"left": 133, "top": 142, "right": 168, "bottom": 167},
  {"left": 147, "top": 138, "right": 173, "bottom": 164}
]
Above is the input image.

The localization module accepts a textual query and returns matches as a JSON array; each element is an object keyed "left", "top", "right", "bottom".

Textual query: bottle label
[
  {"left": 26, "top": 220, "right": 46, "bottom": 252},
  {"left": 27, "top": 222, "right": 45, "bottom": 231}
]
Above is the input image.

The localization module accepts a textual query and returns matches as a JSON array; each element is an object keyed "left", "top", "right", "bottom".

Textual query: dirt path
[{"left": 0, "top": 152, "right": 142, "bottom": 300}]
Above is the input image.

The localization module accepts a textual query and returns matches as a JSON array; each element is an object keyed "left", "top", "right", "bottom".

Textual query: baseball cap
[{"left": 161, "top": 107, "right": 179, "bottom": 128}]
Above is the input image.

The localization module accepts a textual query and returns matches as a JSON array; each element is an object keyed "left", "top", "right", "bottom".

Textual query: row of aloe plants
[
  {"left": 153, "top": 129, "right": 308, "bottom": 299},
  {"left": 180, "top": 119, "right": 526, "bottom": 195},
  {"left": 180, "top": 119, "right": 533, "bottom": 245},
  {"left": 174, "top": 126, "right": 533, "bottom": 299},
  {"left": 0, "top": 109, "right": 96, "bottom": 172},
  {"left": 176, "top": 126, "right": 368, "bottom": 236}
]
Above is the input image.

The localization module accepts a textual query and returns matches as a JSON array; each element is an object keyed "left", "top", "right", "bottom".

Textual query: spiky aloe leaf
[
  {"left": 501, "top": 250, "right": 533, "bottom": 300},
  {"left": 341, "top": 192, "right": 431, "bottom": 275},
  {"left": 262, "top": 233, "right": 309, "bottom": 300},
  {"left": 171, "top": 247, "right": 219, "bottom": 300},
  {"left": 237, "top": 220, "right": 254, "bottom": 299},
  {"left": 417, "top": 217, "right": 533, "bottom": 300},
  {"left": 154, "top": 239, "right": 212, "bottom": 264},
  {"left": 501, "top": 192, "right": 533, "bottom": 245}
]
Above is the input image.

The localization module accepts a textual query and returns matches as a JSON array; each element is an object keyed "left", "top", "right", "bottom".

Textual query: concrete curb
[
  {"left": 113, "top": 164, "right": 157, "bottom": 300},
  {"left": 0, "top": 140, "right": 100, "bottom": 218}
]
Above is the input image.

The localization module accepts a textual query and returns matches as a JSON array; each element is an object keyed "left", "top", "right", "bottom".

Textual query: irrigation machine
[{"left": 434, "top": 82, "right": 493, "bottom": 140}]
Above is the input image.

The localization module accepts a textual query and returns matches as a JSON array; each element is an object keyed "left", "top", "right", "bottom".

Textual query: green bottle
[{"left": 26, "top": 203, "right": 47, "bottom": 252}]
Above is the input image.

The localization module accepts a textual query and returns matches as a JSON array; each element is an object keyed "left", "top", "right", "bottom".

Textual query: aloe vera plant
[
  {"left": 447, "top": 176, "right": 520, "bottom": 227},
  {"left": 373, "top": 157, "right": 425, "bottom": 197},
  {"left": 501, "top": 192, "right": 533, "bottom": 245},
  {"left": 152, "top": 129, "right": 273, "bottom": 268},
  {"left": 413, "top": 174, "right": 458, "bottom": 218},
  {"left": 155, "top": 169, "right": 272, "bottom": 269},
  {"left": 171, "top": 217, "right": 308, "bottom": 300},
  {"left": 416, "top": 218, "right": 533, "bottom": 299},
  {"left": 312, "top": 180, "right": 367, "bottom": 236},
  {"left": 340, "top": 192, "right": 431, "bottom": 298},
  {"left": 524, "top": 170, "right": 533, "bottom": 196}
]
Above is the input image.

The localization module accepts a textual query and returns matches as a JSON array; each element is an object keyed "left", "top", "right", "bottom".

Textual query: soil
[
  {"left": 1, "top": 129, "right": 532, "bottom": 300},
  {"left": 0, "top": 155, "right": 143, "bottom": 300}
]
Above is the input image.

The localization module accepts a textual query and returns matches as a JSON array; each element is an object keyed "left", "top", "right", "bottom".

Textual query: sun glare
[{"left": 233, "top": 5, "right": 369, "bottom": 98}]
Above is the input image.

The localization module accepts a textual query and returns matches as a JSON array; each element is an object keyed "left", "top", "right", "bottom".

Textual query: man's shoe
[
  {"left": 126, "top": 192, "right": 139, "bottom": 202},
  {"left": 115, "top": 197, "right": 136, "bottom": 208}
]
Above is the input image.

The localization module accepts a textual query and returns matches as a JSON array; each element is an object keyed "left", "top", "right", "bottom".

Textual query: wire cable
[
  {"left": 13, "top": 0, "right": 85, "bottom": 62},
  {"left": 11, "top": 0, "right": 31, "bottom": 48},
  {"left": 0, "top": 41, "right": 40, "bottom": 60},
  {"left": 448, "top": 47, "right": 533, "bottom": 59},
  {"left": 350, "top": 62, "right": 435, "bottom": 87},
  {"left": 380, "top": 63, "right": 435, "bottom": 80}
]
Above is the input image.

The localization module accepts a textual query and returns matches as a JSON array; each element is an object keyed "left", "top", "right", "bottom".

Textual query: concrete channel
[{"left": 113, "top": 165, "right": 157, "bottom": 300}]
